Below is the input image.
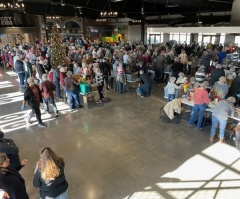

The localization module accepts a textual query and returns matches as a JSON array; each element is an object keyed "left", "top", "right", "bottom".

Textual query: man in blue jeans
[{"left": 209, "top": 97, "right": 235, "bottom": 143}]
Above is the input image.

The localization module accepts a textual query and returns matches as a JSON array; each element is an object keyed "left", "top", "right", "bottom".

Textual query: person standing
[
  {"left": 188, "top": 81, "right": 211, "bottom": 130},
  {"left": 209, "top": 97, "right": 235, "bottom": 143},
  {"left": 53, "top": 66, "right": 62, "bottom": 100},
  {"left": 14, "top": 55, "right": 25, "bottom": 89},
  {"left": 99, "top": 58, "right": 111, "bottom": 90},
  {"left": 210, "top": 64, "right": 225, "bottom": 86},
  {"left": 40, "top": 74, "right": 59, "bottom": 117},
  {"left": 21, "top": 77, "right": 47, "bottom": 128},
  {"left": 155, "top": 50, "right": 165, "bottom": 84},
  {"left": 23, "top": 57, "right": 33, "bottom": 85},
  {"left": 64, "top": 71, "right": 82, "bottom": 110},
  {"left": 33, "top": 147, "right": 68, "bottom": 199},
  {"left": 0, "top": 153, "right": 29, "bottom": 199},
  {"left": 94, "top": 68, "right": 104, "bottom": 103}
]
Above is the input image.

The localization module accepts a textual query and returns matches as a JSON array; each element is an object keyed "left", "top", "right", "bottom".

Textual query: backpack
[
  {"left": 0, "top": 138, "right": 19, "bottom": 154},
  {"left": 14, "top": 60, "right": 24, "bottom": 72}
]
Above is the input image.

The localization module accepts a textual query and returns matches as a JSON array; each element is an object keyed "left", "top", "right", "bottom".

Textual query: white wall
[{"left": 128, "top": 25, "right": 141, "bottom": 42}]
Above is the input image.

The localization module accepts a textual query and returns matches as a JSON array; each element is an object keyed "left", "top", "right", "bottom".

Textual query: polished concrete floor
[{"left": 1, "top": 68, "right": 240, "bottom": 199}]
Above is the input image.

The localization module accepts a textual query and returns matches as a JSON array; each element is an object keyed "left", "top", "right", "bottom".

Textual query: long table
[{"left": 181, "top": 98, "right": 240, "bottom": 122}]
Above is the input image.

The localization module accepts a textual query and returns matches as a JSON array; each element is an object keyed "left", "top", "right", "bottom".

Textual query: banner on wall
[
  {"left": 0, "top": 11, "right": 33, "bottom": 27},
  {"left": 86, "top": 26, "right": 116, "bottom": 37},
  {"left": 102, "top": 34, "right": 122, "bottom": 42}
]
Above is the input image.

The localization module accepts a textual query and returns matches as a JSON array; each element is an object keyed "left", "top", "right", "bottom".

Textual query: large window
[
  {"left": 234, "top": 36, "right": 240, "bottom": 46},
  {"left": 148, "top": 34, "right": 163, "bottom": 44},
  {"left": 169, "top": 33, "right": 190, "bottom": 44}
]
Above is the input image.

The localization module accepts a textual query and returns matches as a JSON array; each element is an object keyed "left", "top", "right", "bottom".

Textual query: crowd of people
[{"left": 1, "top": 37, "right": 240, "bottom": 198}]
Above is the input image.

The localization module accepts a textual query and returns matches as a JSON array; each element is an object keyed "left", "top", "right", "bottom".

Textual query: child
[{"left": 165, "top": 77, "right": 182, "bottom": 102}]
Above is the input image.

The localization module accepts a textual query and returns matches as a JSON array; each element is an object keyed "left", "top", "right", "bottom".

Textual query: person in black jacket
[
  {"left": 210, "top": 64, "right": 225, "bottom": 86},
  {"left": 99, "top": 58, "right": 111, "bottom": 90},
  {"left": 33, "top": 147, "right": 68, "bottom": 199},
  {"left": 21, "top": 77, "right": 47, "bottom": 128},
  {"left": 137, "top": 70, "right": 153, "bottom": 97},
  {"left": 0, "top": 152, "right": 29, "bottom": 199},
  {"left": 0, "top": 130, "right": 28, "bottom": 171}
]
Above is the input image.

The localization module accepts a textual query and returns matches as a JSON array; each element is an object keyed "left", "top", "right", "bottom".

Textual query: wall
[
  {"left": 224, "top": 34, "right": 235, "bottom": 46},
  {"left": 128, "top": 25, "right": 141, "bottom": 42}
]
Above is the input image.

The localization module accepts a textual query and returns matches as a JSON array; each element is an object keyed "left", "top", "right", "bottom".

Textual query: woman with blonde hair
[{"left": 33, "top": 147, "right": 68, "bottom": 199}]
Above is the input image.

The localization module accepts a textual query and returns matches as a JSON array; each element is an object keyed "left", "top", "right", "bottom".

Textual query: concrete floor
[{"left": 1, "top": 68, "right": 240, "bottom": 199}]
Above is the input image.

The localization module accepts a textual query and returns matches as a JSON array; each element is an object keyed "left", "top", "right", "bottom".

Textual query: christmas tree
[{"left": 50, "top": 25, "right": 66, "bottom": 69}]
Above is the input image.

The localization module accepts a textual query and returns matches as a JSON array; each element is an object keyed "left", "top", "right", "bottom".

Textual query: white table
[{"left": 181, "top": 98, "right": 240, "bottom": 122}]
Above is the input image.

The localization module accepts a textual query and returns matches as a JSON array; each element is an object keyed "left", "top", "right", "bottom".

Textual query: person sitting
[
  {"left": 195, "top": 66, "right": 206, "bottom": 83},
  {"left": 209, "top": 97, "right": 236, "bottom": 143},
  {"left": 188, "top": 81, "right": 211, "bottom": 130},
  {"left": 210, "top": 64, "right": 225, "bottom": 86},
  {"left": 165, "top": 77, "right": 182, "bottom": 102},
  {"left": 176, "top": 72, "right": 187, "bottom": 85},
  {"left": 211, "top": 76, "right": 229, "bottom": 100}
]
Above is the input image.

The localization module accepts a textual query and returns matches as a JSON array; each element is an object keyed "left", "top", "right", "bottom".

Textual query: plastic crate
[{"left": 79, "top": 82, "right": 91, "bottom": 94}]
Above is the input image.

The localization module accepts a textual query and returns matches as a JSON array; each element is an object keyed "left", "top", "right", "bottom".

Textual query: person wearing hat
[
  {"left": 209, "top": 96, "right": 236, "bottom": 143},
  {"left": 40, "top": 74, "right": 59, "bottom": 117},
  {"left": 0, "top": 129, "right": 28, "bottom": 170},
  {"left": 21, "top": 77, "right": 47, "bottom": 127},
  {"left": 188, "top": 81, "right": 211, "bottom": 130}
]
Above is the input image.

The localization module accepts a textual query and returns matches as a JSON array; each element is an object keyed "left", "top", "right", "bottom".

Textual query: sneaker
[
  {"left": 25, "top": 117, "right": 33, "bottom": 125},
  {"left": 209, "top": 136, "right": 214, "bottom": 143},
  {"left": 219, "top": 138, "right": 224, "bottom": 144},
  {"left": 141, "top": 95, "right": 145, "bottom": 98},
  {"left": 188, "top": 124, "right": 194, "bottom": 127},
  {"left": 55, "top": 110, "right": 59, "bottom": 117},
  {"left": 185, "top": 110, "right": 191, "bottom": 113},
  {"left": 38, "top": 123, "right": 47, "bottom": 128},
  {"left": 96, "top": 100, "right": 103, "bottom": 103}
]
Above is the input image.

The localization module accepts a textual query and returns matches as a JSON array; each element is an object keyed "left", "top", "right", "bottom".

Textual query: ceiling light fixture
[
  {"left": 0, "top": 1, "right": 25, "bottom": 11},
  {"left": 79, "top": 7, "right": 82, "bottom": 15},
  {"left": 61, "top": 0, "right": 65, "bottom": 6},
  {"left": 100, "top": 11, "right": 118, "bottom": 17}
]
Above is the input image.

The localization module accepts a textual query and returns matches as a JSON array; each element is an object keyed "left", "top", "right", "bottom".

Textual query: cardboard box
[
  {"left": 189, "top": 91, "right": 194, "bottom": 101},
  {"left": 72, "top": 75, "right": 81, "bottom": 83},
  {"left": 91, "top": 85, "right": 98, "bottom": 92},
  {"left": 83, "top": 93, "right": 95, "bottom": 103}
]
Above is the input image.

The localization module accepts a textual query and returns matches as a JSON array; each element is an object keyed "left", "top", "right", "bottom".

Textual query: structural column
[{"left": 230, "top": 0, "right": 240, "bottom": 26}]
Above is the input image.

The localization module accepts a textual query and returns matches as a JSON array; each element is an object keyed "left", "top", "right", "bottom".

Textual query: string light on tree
[{"left": 50, "top": 25, "right": 67, "bottom": 69}]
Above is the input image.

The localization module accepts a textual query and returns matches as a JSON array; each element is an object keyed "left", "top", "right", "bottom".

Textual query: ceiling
[{"left": 18, "top": 0, "right": 234, "bottom": 26}]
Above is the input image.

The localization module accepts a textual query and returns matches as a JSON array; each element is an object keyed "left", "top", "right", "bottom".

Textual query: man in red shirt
[{"left": 40, "top": 74, "right": 59, "bottom": 117}]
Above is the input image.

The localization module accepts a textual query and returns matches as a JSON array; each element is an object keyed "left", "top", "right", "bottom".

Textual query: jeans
[
  {"left": 117, "top": 82, "right": 127, "bottom": 93},
  {"left": 140, "top": 83, "right": 152, "bottom": 97},
  {"left": 210, "top": 115, "right": 227, "bottom": 139},
  {"left": 18, "top": 72, "right": 25, "bottom": 86},
  {"left": 54, "top": 81, "right": 61, "bottom": 98},
  {"left": 97, "top": 85, "right": 104, "bottom": 100},
  {"left": 188, "top": 103, "right": 206, "bottom": 129},
  {"left": 103, "top": 75, "right": 109, "bottom": 90},
  {"left": 40, "top": 189, "right": 68, "bottom": 199},
  {"left": 43, "top": 96, "right": 58, "bottom": 113},
  {"left": 66, "top": 90, "right": 80, "bottom": 109},
  {"left": 155, "top": 68, "right": 164, "bottom": 84},
  {"left": 168, "top": 94, "right": 175, "bottom": 102},
  {"left": 25, "top": 72, "right": 30, "bottom": 85}
]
